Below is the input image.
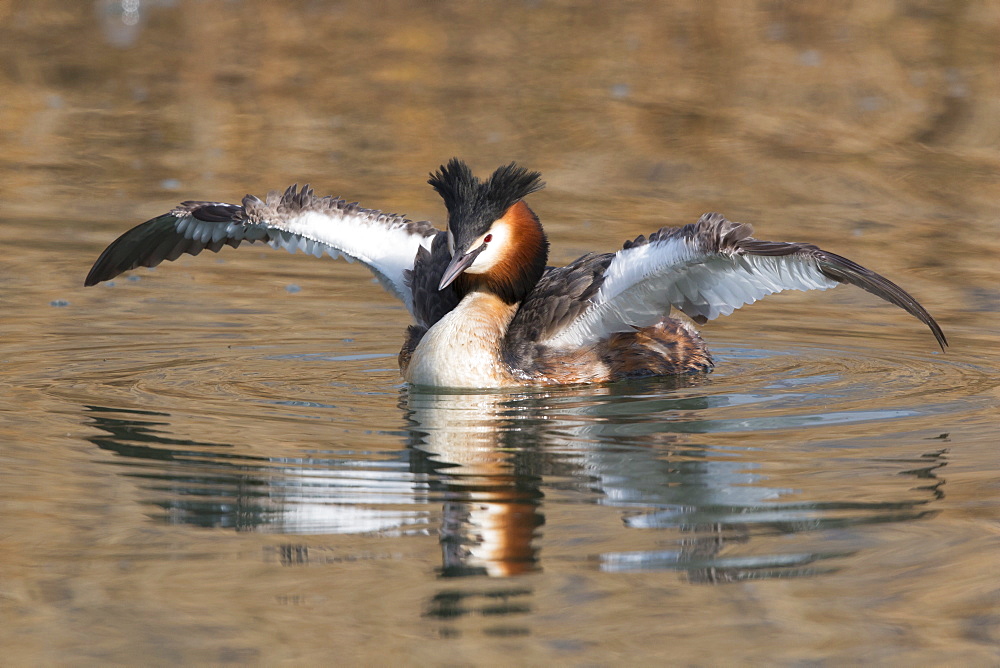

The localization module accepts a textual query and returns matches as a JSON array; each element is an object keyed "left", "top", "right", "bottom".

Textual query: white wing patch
[
  {"left": 544, "top": 235, "right": 838, "bottom": 349},
  {"left": 255, "top": 209, "right": 437, "bottom": 308},
  {"left": 170, "top": 209, "right": 435, "bottom": 308}
]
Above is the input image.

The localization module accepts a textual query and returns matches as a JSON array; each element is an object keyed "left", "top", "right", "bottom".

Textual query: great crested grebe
[{"left": 85, "top": 159, "right": 946, "bottom": 387}]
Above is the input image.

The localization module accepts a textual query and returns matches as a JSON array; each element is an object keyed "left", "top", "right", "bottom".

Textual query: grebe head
[{"left": 429, "top": 159, "right": 549, "bottom": 303}]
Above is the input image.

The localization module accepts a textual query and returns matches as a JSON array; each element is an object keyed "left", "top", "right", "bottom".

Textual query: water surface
[{"left": 2, "top": 2, "right": 999, "bottom": 665}]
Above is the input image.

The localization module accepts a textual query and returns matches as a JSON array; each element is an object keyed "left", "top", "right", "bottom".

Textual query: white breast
[{"left": 404, "top": 292, "right": 517, "bottom": 388}]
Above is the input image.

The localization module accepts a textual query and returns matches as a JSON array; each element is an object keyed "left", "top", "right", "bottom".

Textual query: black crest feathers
[{"left": 428, "top": 159, "right": 545, "bottom": 234}]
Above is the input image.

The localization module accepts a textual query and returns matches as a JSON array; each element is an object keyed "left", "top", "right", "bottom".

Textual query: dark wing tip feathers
[
  {"left": 83, "top": 206, "right": 242, "bottom": 287},
  {"left": 731, "top": 225, "right": 948, "bottom": 351},
  {"left": 85, "top": 200, "right": 246, "bottom": 286},
  {"left": 84, "top": 214, "right": 173, "bottom": 287},
  {"left": 811, "top": 249, "right": 948, "bottom": 350}
]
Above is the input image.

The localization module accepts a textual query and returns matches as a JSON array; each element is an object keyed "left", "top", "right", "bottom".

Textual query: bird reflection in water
[
  {"left": 404, "top": 390, "right": 548, "bottom": 578},
  {"left": 83, "top": 382, "right": 947, "bottom": 587}
]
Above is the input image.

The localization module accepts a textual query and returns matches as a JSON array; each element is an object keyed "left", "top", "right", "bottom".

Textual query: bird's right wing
[{"left": 85, "top": 185, "right": 441, "bottom": 315}]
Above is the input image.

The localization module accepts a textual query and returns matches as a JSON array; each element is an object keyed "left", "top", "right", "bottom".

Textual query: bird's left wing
[
  {"left": 520, "top": 212, "right": 946, "bottom": 350},
  {"left": 85, "top": 185, "right": 440, "bottom": 315}
]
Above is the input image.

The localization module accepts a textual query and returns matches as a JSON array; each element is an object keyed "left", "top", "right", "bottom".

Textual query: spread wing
[
  {"left": 515, "top": 212, "right": 946, "bottom": 350},
  {"left": 84, "top": 185, "right": 440, "bottom": 314}
]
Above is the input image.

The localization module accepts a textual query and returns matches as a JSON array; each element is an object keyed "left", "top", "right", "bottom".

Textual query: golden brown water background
[{"left": 2, "top": 1, "right": 999, "bottom": 664}]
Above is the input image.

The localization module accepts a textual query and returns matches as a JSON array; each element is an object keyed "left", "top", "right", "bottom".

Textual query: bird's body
[
  {"left": 85, "top": 159, "right": 946, "bottom": 388},
  {"left": 404, "top": 290, "right": 522, "bottom": 387}
]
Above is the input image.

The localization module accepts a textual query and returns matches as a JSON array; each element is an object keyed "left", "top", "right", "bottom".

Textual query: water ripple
[{"left": 61, "top": 338, "right": 984, "bottom": 581}]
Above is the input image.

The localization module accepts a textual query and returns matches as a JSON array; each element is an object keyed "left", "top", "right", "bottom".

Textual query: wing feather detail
[
  {"left": 540, "top": 213, "right": 946, "bottom": 350},
  {"left": 85, "top": 186, "right": 439, "bottom": 314}
]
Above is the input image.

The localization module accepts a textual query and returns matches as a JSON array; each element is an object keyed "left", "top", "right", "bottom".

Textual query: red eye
[{"left": 484, "top": 234, "right": 493, "bottom": 243}]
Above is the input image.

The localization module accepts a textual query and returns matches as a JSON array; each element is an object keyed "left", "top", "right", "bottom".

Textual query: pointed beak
[{"left": 438, "top": 244, "right": 486, "bottom": 290}]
